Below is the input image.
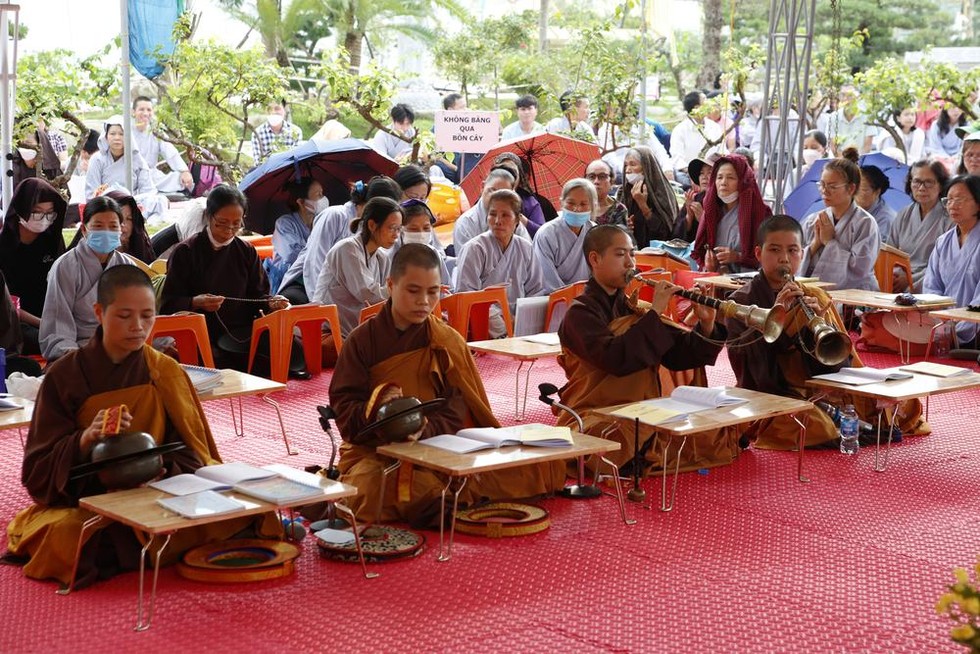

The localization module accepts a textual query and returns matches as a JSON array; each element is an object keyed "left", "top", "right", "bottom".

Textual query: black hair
[
  {"left": 559, "top": 90, "right": 586, "bottom": 113},
  {"left": 84, "top": 195, "right": 123, "bottom": 225},
  {"left": 443, "top": 93, "right": 463, "bottom": 110},
  {"left": 82, "top": 129, "right": 101, "bottom": 154},
  {"left": 97, "top": 265, "right": 153, "bottom": 308},
  {"left": 393, "top": 165, "right": 431, "bottom": 197},
  {"left": 905, "top": 159, "right": 950, "bottom": 196},
  {"left": 824, "top": 157, "right": 861, "bottom": 189},
  {"left": 860, "top": 165, "right": 890, "bottom": 194},
  {"left": 937, "top": 107, "right": 967, "bottom": 137},
  {"left": 682, "top": 91, "right": 703, "bottom": 114},
  {"left": 583, "top": 224, "right": 633, "bottom": 265},
  {"left": 350, "top": 176, "right": 402, "bottom": 206},
  {"left": 943, "top": 174, "right": 980, "bottom": 216},
  {"left": 358, "top": 197, "right": 403, "bottom": 244},
  {"left": 515, "top": 94, "right": 538, "bottom": 110},
  {"left": 804, "top": 129, "right": 828, "bottom": 148},
  {"left": 390, "top": 103, "right": 415, "bottom": 124},
  {"left": 205, "top": 184, "right": 247, "bottom": 218},
  {"left": 390, "top": 242, "right": 440, "bottom": 280},
  {"left": 401, "top": 200, "right": 436, "bottom": 226},
  {"left": 287, "top": 177, "right": 319, "bottom": 204},
  {"left": 132, "top": 95, "right": 153, "bottom": 110},
  {"left": 756, "top": 214, "right": 804, "bottom": 246}
]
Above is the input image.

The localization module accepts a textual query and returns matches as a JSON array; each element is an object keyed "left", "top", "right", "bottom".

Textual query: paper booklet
[
  {"left": 813, "top": 367, "right": 913, "bottom": 386},
  {"left": 521, "top": 332, "right": 561, "bottom": 346},
  {"left": 609, "top": 386, "right": 748, "bottom": 426},
  {"left": 157, "top": 490, "right": 245, "bottom": 518},
  {"left": 900, "top": 361, "right": 973, "bottom": 378},
  {"left": 0, "top": 395, "right": 22, "bottom": 411},
  {"left": 151, "top": 463, "right": 335, "bottom": 504},
  {"left": 421, "top": 424, "right": 574, "bottom": 454},
  {"left": 179, "top": 364, "right": 224, "bottom": 393}
]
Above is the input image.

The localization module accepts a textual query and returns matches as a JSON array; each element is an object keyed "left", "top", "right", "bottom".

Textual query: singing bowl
[
  {"left": 374, "top": 397, "right": 424, "bottom": 439},
  {"left": 91, "top": 431, "right": 165, "bottom": 489}
]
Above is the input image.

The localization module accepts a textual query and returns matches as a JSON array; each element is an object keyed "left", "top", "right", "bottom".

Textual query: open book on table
[
  {"left": 608, "top": 386, "right": 748, "bottom": 426},
  {"left": 812, "top": 366, "right": 913, "bottom": 386},
  {"left": 900, "top": 361, "right": 973, "bottom": 378},
  {"left": 150, "top": 462, "right": 332, "bottom": 506},
  {"left": 421, "top": 424, "right": 573, "bottom": 454}
]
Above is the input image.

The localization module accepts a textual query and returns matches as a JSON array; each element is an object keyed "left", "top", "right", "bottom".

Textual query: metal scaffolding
[
  {"left": 757, "top": 0, "right": 816, "bottom": 212},
  {"left": 0, "top": 4, "right": 19, "bottom": 210}
]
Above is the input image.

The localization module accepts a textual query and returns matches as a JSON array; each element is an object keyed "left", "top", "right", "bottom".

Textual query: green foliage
[
  {"left": 314, "top": 47, "right": 398, "bottom": 126},
  {"left": 217, "top": 0, "right": 327, "bottom": 64}
]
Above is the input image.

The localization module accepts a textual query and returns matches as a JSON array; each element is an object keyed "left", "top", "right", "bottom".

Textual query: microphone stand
[
  {"left": 311, "top": 405, "right": 348, "bottom": 530},
  {"left": 538, "top": 383, "right": 602, "bottom": 499},
  {"left": 626, "top": 417, "right": 646, "bottom": 503}
]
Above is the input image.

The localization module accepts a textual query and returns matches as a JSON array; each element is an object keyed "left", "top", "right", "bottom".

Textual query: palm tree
[
  {"left": 219, "top": 0, "right": 323, "bottom": 67},
  {"left": 320, "top": 0, "right": 468, "bottom": 72}
]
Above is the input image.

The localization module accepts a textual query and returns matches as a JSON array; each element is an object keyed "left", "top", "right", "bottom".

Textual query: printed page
[
  {"left": 671, "top": 386, "right": 747, "bottom": 408},
  {"left": 156, "top": 490, "right": 245, "bottom": 518},
  {"left": 900, "top": 361, "right": 972, "bottom": 378},
  {"left": 194, "top": 462, "right": 278, "bottom": 485},
  {"left": 421, "top": 434, "right": 497, "bottom": 454},
  {"left": 149, "top": 474, "right": 230, "bottom": 496}
]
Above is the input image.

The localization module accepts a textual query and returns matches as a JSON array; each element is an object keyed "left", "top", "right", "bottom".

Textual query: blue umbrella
[
  {"left": 238, "top": 138, "right": 398, "bottom": 233},
  {"left": 782, "top": 153, "right": 913, "bottom": 222}
]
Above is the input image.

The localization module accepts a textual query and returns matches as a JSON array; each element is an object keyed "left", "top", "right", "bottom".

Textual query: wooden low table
[
  {"left": 828, "top": 289, "right": 955, "bottom": 363},
  {"left": 72, "top": 473, "right": 364, "bottom": 631},
  {"left": 806, "top": 370, "right": 980, "bottom": 471},
  {"left": 467, "top": 335, "right": 563, "bottom": 421},
  {"left": 377, "top": 433, "right": 629, "bottom": 561},
  {"left": 0, "top": 398, "right": 34, "bottom": 445},
  {"left": 698, "top": 274, "right": 836, "bottom": 292},
  {"left": 926, "top": 308, "right": 980, "bottom": 361},
  {"left": 596, "top": 388, "right": 814, "bottom": 510}
]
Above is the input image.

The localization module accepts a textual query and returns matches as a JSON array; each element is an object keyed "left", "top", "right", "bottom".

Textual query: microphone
[
  {"left": 538, "top": 383, "right": 560, "bottom": 406},
  {"left": 310, "top": 405, "right": 347, "bottom": 531}
]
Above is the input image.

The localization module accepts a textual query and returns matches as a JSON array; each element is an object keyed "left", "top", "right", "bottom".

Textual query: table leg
[
  {"left": 229, "top": 397, "right": 244, "bottom": 437},
  {"left": 333, "top": 502, "right": 380, "bottom": 579},
  {"left": 134, "top": 532, "right": 172, "bottom": 632},
  {"left": 790, "top": 412, "right": 810, "bottom": 483},
  {"left": 660, "top": 435, "right": 688, "bottom": 512},
  {"left": 513, "top": 359, "right": 537, "bottom": 422},
  {"left": 897, "top": 314, "right": 912, "bottom": 365},
  {"left": 599, "top": 454, "right": 636, "bottom": 526},
  {"left": 260, "top": 393, "right": 296, "bottom": 455},
  {"left": 925, "top": 318, "right": 946, "bottom": 361},
  {"left": 873, "top": 402, "right": 901, "bottom": 473},
  {"left": 374, "top": 460, "right": 401, "bottom": 527},
  {"left": 56, "top": 514, "right": 107, "bottom": 595},
  {"left": 436, "top": 476, "right": 468, "bottom": 563},
  {"left": 17, "top": 427, "right": 25, "bottom": 450}
]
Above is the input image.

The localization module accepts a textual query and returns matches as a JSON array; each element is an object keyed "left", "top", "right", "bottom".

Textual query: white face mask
[
  {"left": 17, "top": 147, "right": 37, "bottom": 162},
  {"left": 304, "top": 197, "right": 329, "bottom": 215},
  {"left": 802, "top": 148, "right": 821, "bottom": 166},
  {"left": 267, "top": 114, "right": 285, "bottom": 128},
  {"left": 207, "top": 225, "right": 236, "bottom": 248},
  {"left": 625, "top": 172, "right": 643, "bottom": 185},
  {"left": 718, "top": 191, "right": 740, "bottom": 205},
  {"left": 19, "top": 213, "right": 56, "bottom": 233},
  {"left": 402, "top": 230, "right": 431, "bottom": 245}
]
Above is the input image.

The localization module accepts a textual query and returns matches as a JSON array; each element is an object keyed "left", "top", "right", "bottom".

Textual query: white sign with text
[{"left": 434, "top": 110, "right": 500, "bottom": 153}]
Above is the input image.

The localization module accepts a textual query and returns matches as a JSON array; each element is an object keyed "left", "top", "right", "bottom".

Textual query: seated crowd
[{"left": 4, "top": 86, "right": 980, "bottom": 591}]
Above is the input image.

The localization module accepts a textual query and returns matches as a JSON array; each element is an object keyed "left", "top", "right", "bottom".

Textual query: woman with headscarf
[
  {"left": 84, "top": 115, "right": 166, "bottom": 223},
  {"left": 0, "top": 178, "right": 68, "bottom": 354},
  {"left": 616, "top": 145, "right": 678, "bottom": 248},
  {"left": 692, "top": 153, "right": 771, "bottom": 273}
]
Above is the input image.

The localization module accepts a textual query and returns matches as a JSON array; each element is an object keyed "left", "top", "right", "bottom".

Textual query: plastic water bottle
[
  {"left": 839, "top": 404, "right": 859, "bottom": 455},
  {"left": 0, "top": 347, "right": 7, "bottom": 394}
]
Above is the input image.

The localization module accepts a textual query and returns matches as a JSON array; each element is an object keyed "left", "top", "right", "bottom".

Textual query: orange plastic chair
[
  {"left": 442, "top": 287, "right": 513, "bottom": 340},
  {"left": 254, "top": 245, "right": 275, "bottom": 260},
  {"left": 359, "top": 298, "right": 444, "bottom": 324},
  {"left": 147, "top": 313, "right": 215, "bottom": 367},
  {"left": 543, "top": 281, "right": 588, "bottom": 331},
  {"left": 673, "top": 270, "right": 714, "bottom": 289},
  {"left": 626, "top": 270, "right": 673, "bottom": 303},
  {"left": 874, "top": 248, "right": 913, "bottom": 292},
  {"left": 247, "top": 304, "right": 343, "bottom": 382},
  {"left": 635, "top": 253, "right": 689, "bottom": 274},
  {"left": 241, "top": 234, "right": 272, "bottom": 247}
]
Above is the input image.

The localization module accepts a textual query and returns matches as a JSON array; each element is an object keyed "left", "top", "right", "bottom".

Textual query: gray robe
[
  {"left": 886, "top": 202, "right": 951, "bottom": 292},
  {"left": 801, "top": 202, "right": 880, "bottom": 291},
  {"left": 312, "top": 235, "right": 390, "bottom": 337}
]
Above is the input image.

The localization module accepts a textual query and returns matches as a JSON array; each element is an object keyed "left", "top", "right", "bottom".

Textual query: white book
[
  {"left": 0, "top": 396, "right": 21, "bottom": 411},
  {"left": 521, "top": 332, "right": 561, "bottom": 346},
  {"left": 180, "top": 364, "right": 224, "bottom": 392},
  {"left": 157, "top": 490, "right": 245, "bottom": 518},
  {"left": 314, "top": 527, "right": 356, "bottom": 547},
  {"left": 149, "top": 474, "right": 231, "bottom": 496},
  {"left": 421, "top": 424, "right": 574, "bottom": 453},
  {"left": 610, "top": 386, "right": 748, "bottom": 426},
  {"left": 233, "top": 476, "right": 325, "bottom": 504},
  {"left": 194, "top": 462, "right": 278, "bottom": 486},
  {"left": 813, "top": 367, "right": 913, "bottom": 386},
  {"left": 900, "top": 361, "right": 973, "bottom": 378}
]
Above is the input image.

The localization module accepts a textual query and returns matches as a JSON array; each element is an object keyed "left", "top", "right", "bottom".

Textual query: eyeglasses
[
  {"left": 212, "top": 221, "right": 243, "bottom": 232},
  {"left": 941, "top": 196, "right": 971, "bottom": 208},
  {"left": 383, "top": 224, "right": 402, "bottom": 235},
  {"left": 816, "top": 181, "right": 849, "bottom": 192},
  {"left": 910, "top": 179, "right": 938, "bottom": 188},
  {"left": 586, "top": 173, "right": 611, "bottom": 181},
  {"left": 26, "top": 211, "right": 57, "bottom": 223}
]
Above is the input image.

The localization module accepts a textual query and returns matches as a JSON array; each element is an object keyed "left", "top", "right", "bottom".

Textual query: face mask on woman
[
  {"left": 19, "top": 213, "right": 56, "bottom": 233},
  {"left": 207, "top": 226, "right": 236, "bottom": 249},
  {"left": 802, "top": 148, "right": 821, "bottom": 166},
  {"left": 718, "top": 191, "right": 740, "bottom": 205},
  {"left": 562, "top": 209, "right": 592, "bottom": 228},
  {"left": 625, "top": 172, "right": 643, "bottom": 185},
  {"left": 86, "top": 230, "right": 122, "bottom": 254},
  {"left": 304, "top": 197, "right": 329, "bottom": 215},
  {"left": 402, "top": 230, "right": 431, "bottom": 245}
]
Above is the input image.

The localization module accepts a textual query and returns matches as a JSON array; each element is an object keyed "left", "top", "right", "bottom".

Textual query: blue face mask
[
  {"left": 562, "top": 209, "right": 591, "bottom": 228},
  {"left": 87, "top": 230, "right": 122, "bottom": 254}
]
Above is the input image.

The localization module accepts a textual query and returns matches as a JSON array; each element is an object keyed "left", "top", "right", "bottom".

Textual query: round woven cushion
[
  {"left": 454, "top": 502, "right": 550, "bottom": 538},
  {"left": 316, "top": 525, "right": 425, "bottom": 563},
  {"left": 177, "top": 539, "right": 300, "bottom": 583}
]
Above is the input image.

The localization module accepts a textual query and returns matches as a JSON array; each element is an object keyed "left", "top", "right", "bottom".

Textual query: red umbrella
[{"left": 460, "top": 133, "right": 601, "bottom": 208}]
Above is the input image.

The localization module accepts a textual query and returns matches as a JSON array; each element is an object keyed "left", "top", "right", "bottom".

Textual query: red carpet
[{"left": 1, "top": 347, "right": 977, "bottom": 652}]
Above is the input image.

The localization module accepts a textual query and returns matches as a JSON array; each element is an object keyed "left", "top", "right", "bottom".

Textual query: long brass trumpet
[
  {"left": 627, "top": 270, "right": 786, "bottom": 342},
  {"left": 781, "top": 271, "right": 851, "bottom": 366}
]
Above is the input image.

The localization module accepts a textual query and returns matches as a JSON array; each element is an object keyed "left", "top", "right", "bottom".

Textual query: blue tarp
[{"left": 129, "top": 0, "right": 184, "bottom": 79}]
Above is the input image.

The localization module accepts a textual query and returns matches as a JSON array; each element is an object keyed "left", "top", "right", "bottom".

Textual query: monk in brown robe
[
  {"left": 6, "top": 266, "right": 277, "bottom": 588},
  {"left": 728, "top": 214, "right": 928, "bottom": 449},
  {"left": 557, "top": 224, "right": 740, "bottom": 472},
  {"left": 330, "top": 244, "right": 565, "bottom": 525}
]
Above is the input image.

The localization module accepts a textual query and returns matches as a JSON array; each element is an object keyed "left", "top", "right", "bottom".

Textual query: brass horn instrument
[
  {"left": 627, "top": 271, "right": 786, "bottom": 342},
  {"left": 781, "top": 271, "right": 851, "bottom": 366}
]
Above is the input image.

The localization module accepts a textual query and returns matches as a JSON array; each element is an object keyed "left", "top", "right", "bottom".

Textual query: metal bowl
[
  {"left": 91, "top": 431, "right": 165, "bottom": 490},
  {"left": 373, "top": 397, "right": 424, "bottom": 441}
]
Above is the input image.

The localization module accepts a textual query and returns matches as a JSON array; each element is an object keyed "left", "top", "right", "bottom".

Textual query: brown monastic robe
[
  {"left": 728, "top": 274, "right": 928, "bottom": 449},
  {"left": 330, "top": 303, "right": 565, "bottom": 523},
  {"left": 557, "top": 278, "right": 740, "bottom": 472},
  {"left": 6, "top": 333, "right": 278, "bottom": 586}
]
